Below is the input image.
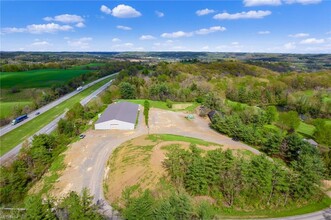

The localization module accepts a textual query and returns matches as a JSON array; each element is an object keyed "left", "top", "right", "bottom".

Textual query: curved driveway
[{"left": 52, "top": 108, "right": 330, "bottom": 220}]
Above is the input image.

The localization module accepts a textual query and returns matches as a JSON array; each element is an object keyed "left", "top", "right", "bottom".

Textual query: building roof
[{"left": 96, "top": 102, "right": 139, "bottom": 124}]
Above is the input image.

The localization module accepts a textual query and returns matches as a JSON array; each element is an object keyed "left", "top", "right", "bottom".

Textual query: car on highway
[
  {"left": 79, "top": 134, "right": 86, "bottom": 139},
  {"left": 35, "top": 112, "right": 40, "bottom": 115}
]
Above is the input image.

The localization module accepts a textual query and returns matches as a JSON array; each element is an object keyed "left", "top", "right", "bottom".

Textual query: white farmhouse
[{"left": 94, "top": 102, "right": 139, "bottom": 130}]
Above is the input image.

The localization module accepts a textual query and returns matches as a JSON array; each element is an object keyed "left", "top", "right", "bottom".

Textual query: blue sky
[{"left": 1, "top": 0, "right": 330, "bottom": 53}]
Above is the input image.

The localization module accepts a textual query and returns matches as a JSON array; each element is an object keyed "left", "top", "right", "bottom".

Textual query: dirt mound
[{"left": 104, "top": 135, "right": 223, "bottom": 203}]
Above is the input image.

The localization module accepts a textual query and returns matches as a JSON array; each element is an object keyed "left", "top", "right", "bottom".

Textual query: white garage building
[{"left": 95, "top": 102, "right": 139, "bottom": 130}]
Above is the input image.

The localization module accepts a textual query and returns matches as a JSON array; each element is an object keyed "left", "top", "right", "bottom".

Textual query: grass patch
[
  {"left": 37, "top": 154, "right": 66, "bottom": 196},
  {"left": 218, "top": 196, "right": 331, "bottom": 218},
  {"left": 297, "top": 121, "right": 315, "bottom": 137},
  {"left": 121, "top": 99, "right": 197, "bottom": 112},
  {"left": 70, "top": 63, "right": 106, "bottom": 70},
  {"left": 0, "top": 101, "right": 32, "bottom": 118},
  {"left": 148, "top": 134, "right": 216, "bottom": 146},
  {"left": 0, "top": 77, "right": 114, "bottom": 156},
  {"left": 0, "top": 69, "right": 92, "bottom": 89}
]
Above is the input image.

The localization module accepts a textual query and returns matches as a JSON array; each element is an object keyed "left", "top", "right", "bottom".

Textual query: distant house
[
  {"left": 304, "top": 139, "right": 319, "bottom": 147},
  {"left": 94, "top": 102, "right": 139, "bottom": 130}
]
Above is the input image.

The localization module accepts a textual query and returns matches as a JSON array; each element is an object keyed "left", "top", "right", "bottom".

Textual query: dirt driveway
[
  {"left": 51, "top": 107, "right": 260, "bottom": 217},
  {"left": 149, "top": 108, "right": 260, "bottom": 154}
]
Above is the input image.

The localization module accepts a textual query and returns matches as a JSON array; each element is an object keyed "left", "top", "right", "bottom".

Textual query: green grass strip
[
  {"left": 218, "top": 196, "right": 331, "bottom": 218},
  {"left": 0, "top": 77, "right": 113, "bottom": 156}
]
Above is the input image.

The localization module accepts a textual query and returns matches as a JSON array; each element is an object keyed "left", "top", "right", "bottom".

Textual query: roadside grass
[
  {"left": 297, "top": 121, "right": 315, "bottom": 137},
  {"left": 0, "top": 101, "right": 32, "bottom": 118},
  {"left": 0, "top": 89, "right": 40, "bottom": 102},
  {"left": 218, "top": 196, "right": 331, "bottom": 218},
  {"left": 121, "top": 99, "right": 198, "bottom": 112},
  {"left": 0, "top": 69, "right": 92, "bottom": 89},
  {"left": 148, "top": 134, "right": 218, "bottom": 146},
  {"left": 0, "top": 77, "right": 113, "bottom": 156}
]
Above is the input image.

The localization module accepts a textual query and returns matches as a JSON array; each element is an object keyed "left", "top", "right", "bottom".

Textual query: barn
[{"left": 94, "top": 102, "right": 139, "bottom": 130}]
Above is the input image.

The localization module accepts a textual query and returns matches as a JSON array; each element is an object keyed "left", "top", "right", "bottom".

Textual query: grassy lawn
[
  {"left": 0, "top": 69, "right": 92, "bottom": 88},
  {"left": 0, "top": 77, "right": 113, "bottom": 156},
  {"left": 0, "top": 101, "right": 32, "bottom": 118},
  {"left": 297, "top": 121, "right": 315, "bottom": 137},
  {"left": 218, "top": 196, "right": 331, "bottom": 218},
  {"left": 148, "top": 134, "right": 218, "bottom": 146},
  {"left": 121, "top": 99, "right": 199, "bottom": 112}
]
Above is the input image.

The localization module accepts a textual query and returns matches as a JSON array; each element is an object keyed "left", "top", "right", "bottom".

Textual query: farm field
[
  {"left": 0, "top": 69, "right": 91, "bottom": 88},
  {"left": 0, "top": 101, "right": 32, "bottom": 118},
  {"left": 0, "top": 77, "right": 113, "bottom": 156}
]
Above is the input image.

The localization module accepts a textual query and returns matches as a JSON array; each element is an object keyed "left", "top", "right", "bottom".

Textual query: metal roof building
[{"left": 95, "top": 102, "right": 139, "bottom": 130}]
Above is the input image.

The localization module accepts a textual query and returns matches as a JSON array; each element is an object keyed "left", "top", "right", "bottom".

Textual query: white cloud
[
  {"left": 110, "top": 4, "right": 141, "bottom": 18},
  {"left": 1, "top": 27, "right": 25, "bottom": 34},
  {"left": 284, "top": 0, "right": 321, "bottom": 4},
  {"left": 326, "top": 31, "right": 331, "bottom": 35},
  {"left": 43, "top": 14, "right": 84, "bottom": 24},
  {"left": 284, "top": 42, "right": 296, "bottom": 49},
  {"left": 300, "top": 38, "right": 325, "bottom": 44},
  {"left": 244, "top": 0, "right": 282, "bottom": 6},
  {"left": 67, "top": 37, "right": 92, "bottom": 49},
  {"left": 31, "top": 41, "right": 52, "bottom": 46},
  {"left": 258, "top": 31, "right": 271, "bottom": 34},
  {"left": 116, "top": 25, "right": 132, "bottom": 31},
  {"left": 213, "top": 10, "right": 271, "bottom": 20},
  {"left": 140, "top": 35, "right": 156, "bottom": 40},
  {"left": 26, "top": 23, "right": 73, "bottom": 34},
  {"left": 195, "top": 26, "right": 226, "bottom": 35},
  {"left": 289, "top": 33, "right": 309, "bottom": 38},
  {"left": 100, "top": 5, "right": 112, "bottom": 15},
  {"left": 76, "top": 22, "right": 85, "bottom": 28},
  {"left": 161, "top": 31, "right": 193, "bottom": 38},
  {"left": 202, "top": 46, "right": 209, "bottom": 50},
  {"left": 155, "top": 11, "right": 164, "bottom": 17},
  {"left": 231, "top": 42, "right": 240, "bottom": 45},
  {"left": 112, "top": 38, "right": 121, "bottom": 42},
  {"left": 196, "top": 8, "right": 215, "bottom": 16}
]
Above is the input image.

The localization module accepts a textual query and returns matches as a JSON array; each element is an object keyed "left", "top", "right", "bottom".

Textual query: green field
[
  {"left": 297, "top": 121, "right": 316, "bottom": 137},
  {"left": 0, "top": 101, "right": 32, "bottom": 118},
  {"left": 0, "top": 69, "right": 91, "bottom": 89},
  {"left": 0, "top": 77, "right": 114, "bottom": 156}
]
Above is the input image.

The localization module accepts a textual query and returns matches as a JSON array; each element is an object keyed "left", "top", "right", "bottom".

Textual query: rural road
[
  {"left": 53, "top": 108, "right": 330, "bottom": 220},
  {"left": 0, "top": 75, "right": 116, "bottom": 165},
  {"left": 0, "top": 73, "right": 117, "bottom": 137}
]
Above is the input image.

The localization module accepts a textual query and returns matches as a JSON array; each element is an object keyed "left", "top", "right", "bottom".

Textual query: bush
[{"left": 166, "top": 99, "right": 173, "bottom": 109}]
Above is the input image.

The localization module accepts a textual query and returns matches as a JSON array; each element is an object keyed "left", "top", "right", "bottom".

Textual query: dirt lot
[
  {"left": 51, "top": 107, "right": 260, "bottom": 202},
  {"left": 105, "top": 135, "right": 227, "bottom": 203}
]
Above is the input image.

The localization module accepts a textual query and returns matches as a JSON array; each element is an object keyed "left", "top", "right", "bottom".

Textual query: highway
[
  {"left": 0, "top": 76, "right": 115, "bottom": 165},
  {"left": 0, "top": 73, "right": 117, "bottom": 137}
]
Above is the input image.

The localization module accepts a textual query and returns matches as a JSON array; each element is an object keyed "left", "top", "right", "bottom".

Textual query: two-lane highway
[
  {"left": 0, "top": 73, "right": 117, "bottom": 137},
  {"left": 0, "top": 76, "right": 116, "bottom": 164}
]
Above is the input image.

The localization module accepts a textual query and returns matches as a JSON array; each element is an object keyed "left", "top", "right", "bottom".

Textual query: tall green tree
[{"left": 119, "top": 82, "right": 136, "bottom": 99}]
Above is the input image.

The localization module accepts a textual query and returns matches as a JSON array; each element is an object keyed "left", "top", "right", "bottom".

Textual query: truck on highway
[
  {"left": 76, "top": 86, "right": 83, "bottom": 91},
  {"left": 11, "top": 114, "right": 28, "bottom": 125}
]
